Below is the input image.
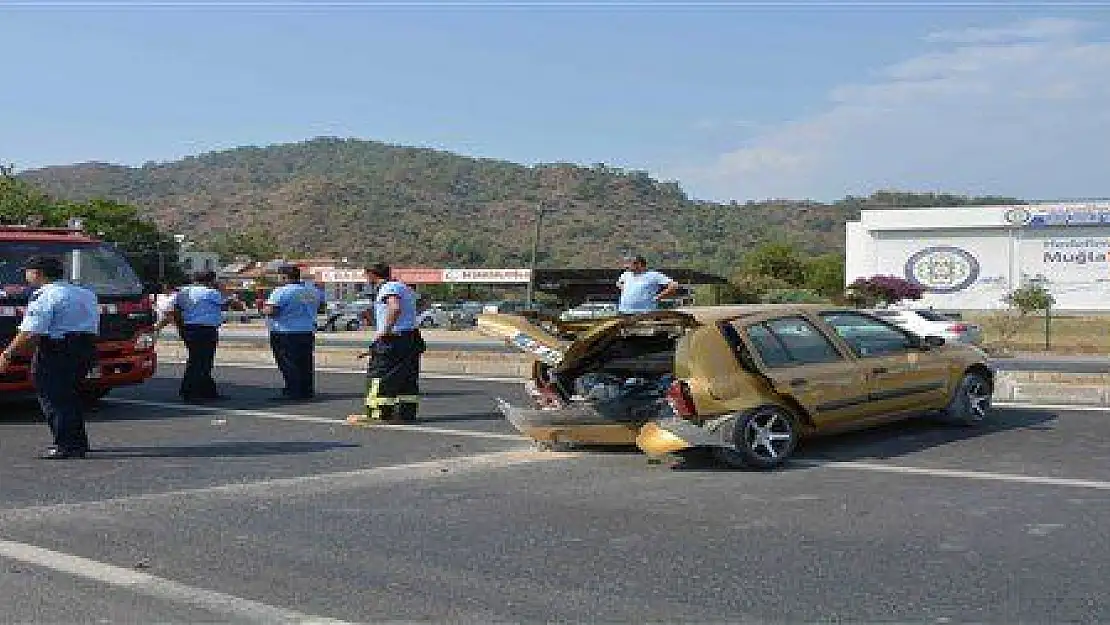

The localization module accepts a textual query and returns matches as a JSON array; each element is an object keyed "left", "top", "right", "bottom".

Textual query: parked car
[
  {"left": 559, "top": 301, "right": 619, "bottom": 322},
  {"left": 868, "top": 308, "right": 983, "bottom": 345},
  {"left": 478, "top": 304, "right": 994, "bottom": 470},
  {"left": 318, "top": 299, "right": 374, "bottom": 332},
  {"left": 417, "top": 305, "right": 451, "bottom": 328}
]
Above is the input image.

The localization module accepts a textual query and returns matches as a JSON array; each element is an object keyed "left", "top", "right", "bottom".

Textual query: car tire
[
  {"left": 420, "top": 317, "right": 435, "bottom": 329},
  {"left": 939, "top": 370, "right": 992, "bottom": 426},
  {"left": 345, "top": 319, "right": 361, "bottom": 332},
  {"left": 711, "top": 405, "right": 799, "bottom": 470}
]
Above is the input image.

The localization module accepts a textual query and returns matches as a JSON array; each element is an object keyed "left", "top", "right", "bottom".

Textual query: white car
[{"left": 869, "top": 308, "right": 983, "bottom": 345}]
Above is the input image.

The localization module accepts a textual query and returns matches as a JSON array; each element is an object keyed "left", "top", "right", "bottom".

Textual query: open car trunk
[{"left": 477, "top": 312, "right": 699, "bottom": 446}]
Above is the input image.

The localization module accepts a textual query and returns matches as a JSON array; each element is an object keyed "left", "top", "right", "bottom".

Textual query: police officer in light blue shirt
[
  {"left": 0, "top": 256, "right": 99, "bottom": 459},
  {"left": 264, "top": 265, "right": 320, "bottom": 400},
  {"left": 154, "top": 271, "right": 227, "bottom": 402},
  {"left": 616, "top": 254, "right": 680, "bottom": 314}
]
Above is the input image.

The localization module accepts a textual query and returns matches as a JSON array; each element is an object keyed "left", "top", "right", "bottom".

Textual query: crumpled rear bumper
[
  {"left": 494, "top": 398, "right": 730, "bottom": 456},
  {"left": 635, "top": 416, "right": 727, "bottom": 455},
  {"left": 494, "top": 397, "right": 644, "bottom": 446}
]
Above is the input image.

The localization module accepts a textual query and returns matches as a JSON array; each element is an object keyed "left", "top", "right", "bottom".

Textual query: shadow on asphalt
[
  {"left": 667, "top": 409, "right": 1060, "bottom": 472},
  {"left": 86, "top": 440, "right": 360, "bottom": 458}
]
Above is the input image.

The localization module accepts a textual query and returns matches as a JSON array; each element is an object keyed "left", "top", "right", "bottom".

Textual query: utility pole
[{"left": 525, "top": 202, "right": 547, "bottom": 310}]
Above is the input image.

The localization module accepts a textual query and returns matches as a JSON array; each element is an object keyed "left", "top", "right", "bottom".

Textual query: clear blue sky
[{"left": 3, "top": 2, "right": 1109, "bottom": 202}]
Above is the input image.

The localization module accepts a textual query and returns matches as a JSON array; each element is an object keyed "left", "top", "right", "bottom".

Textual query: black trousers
[
  {"left": 181, "top": 324, "right": 220, "bottom": 400},
  {"left": 363, "top": 331, "right": 425, "bottom": 421},
  {"left": 270, "top": 332, "right": 315, "bottom": 398},
  {"left": 32, "top": 334, "right": 96, "bottom": 452}
]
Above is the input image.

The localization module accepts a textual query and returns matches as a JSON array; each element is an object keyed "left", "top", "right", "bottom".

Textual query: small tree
[
  {"left": 1005, "top": 283, "right": 1055, "bottom": 315},
  {"left": 845, "top": 275, "right": 924, "bottom": 308},
  {"left": 984, "top": 282, "right": 1055, "bottom": 354},
  {"left": 803, "top": 253, "right": 845, "bottom": 298},
  {"left": 761, "top": 288, "right": 827, "bottom": 304},
  {"left": 741, "top": 242, "right": 806, "bottom": 287},
  {"left": 724, "top": 272, "right": 792, "bottom": 304}
]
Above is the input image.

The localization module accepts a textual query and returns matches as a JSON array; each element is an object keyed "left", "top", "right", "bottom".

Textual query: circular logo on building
[
  {"left": 1004, "top": 207, "right": 1033, "bottom": 226},
  {"left": 904, "top": 246, "right": 980, "bottom": 294}
]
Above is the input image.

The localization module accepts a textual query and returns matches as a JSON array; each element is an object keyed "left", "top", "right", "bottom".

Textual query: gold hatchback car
[{"left": 477, "top": 305, "right": 995, "bottom": 469}]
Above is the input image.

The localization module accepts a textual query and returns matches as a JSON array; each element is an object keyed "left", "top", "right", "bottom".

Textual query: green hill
[{"left": 17, "top": 137, "right": 1021, "bottom": 273}]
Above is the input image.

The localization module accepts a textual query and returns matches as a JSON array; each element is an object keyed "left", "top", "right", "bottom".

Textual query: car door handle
[{"left": 789, "top": 378, "right": 807, "bottom": 387}]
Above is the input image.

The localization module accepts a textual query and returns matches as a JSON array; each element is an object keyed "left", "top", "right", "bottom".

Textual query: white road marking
[
  {"left": 160, "top": 359, "right": 523, "bottom": 384},
  {"left": 103, "top": 398, "right": 527, "bottom": 442},
  {"left": 0, "top": 539, "right": 348, "bottom": 624},
  {"left": 0, "top": 450, "right": 577, "bottom": 523},
  {"left": 994, "top": 401, "right": 1110, "bottom": 413},
  {"left": 806, "top": 460, "right": 1110, "bottom": 490}
]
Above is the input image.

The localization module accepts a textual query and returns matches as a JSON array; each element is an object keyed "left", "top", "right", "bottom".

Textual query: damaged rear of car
[
  {"left": 477, "top": 309, "right": 787, "bottom": 467},
  {"left": 479, "top": 305, "right": 994, "bottom": 470}
]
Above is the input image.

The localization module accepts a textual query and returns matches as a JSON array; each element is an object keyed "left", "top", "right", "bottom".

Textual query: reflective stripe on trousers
[{"left": 364, "top": 377, "right": 420, "bottom": 421}]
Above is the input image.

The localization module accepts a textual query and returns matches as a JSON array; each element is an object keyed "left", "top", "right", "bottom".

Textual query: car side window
[
  {"left": 740, "top": 316, "right": 844, "bottom": 369},
  {"left": 820, "top": 312, "right": 913, "bottom": 357},
  {"left": 745, "top": 324, "right": 793, "bottom": 368}
]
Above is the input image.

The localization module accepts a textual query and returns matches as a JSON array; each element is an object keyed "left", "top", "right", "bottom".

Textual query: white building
[
  {"left": 846, "top": 202, "right": 1110, "bottom": 311},
  {"left": 179, "top": 250, "right": 221, "bottom": 275}
]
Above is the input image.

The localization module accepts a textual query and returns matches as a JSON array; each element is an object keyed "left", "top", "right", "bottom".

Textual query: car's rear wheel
[
  {"left": 345, "top": 319, "right": 361, "bottom": 332},
  {"left": 711, "top": 405, "right": 799, "bottom": 470},
  {"left": 940, "top": 370, "right": 992, "bottom": 426}
]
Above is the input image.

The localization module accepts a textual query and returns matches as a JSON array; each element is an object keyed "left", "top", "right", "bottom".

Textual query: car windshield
[{"left": 0, "top": 241, "right": 144, "bottom": 297}]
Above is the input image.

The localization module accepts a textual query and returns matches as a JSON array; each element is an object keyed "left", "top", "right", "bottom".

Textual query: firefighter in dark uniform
[
  {"left": 0, "top": 256, "right": 99, "bottom": 459},
  {"left": 347, "top": 263, "right": 426, "bottom": 425}
]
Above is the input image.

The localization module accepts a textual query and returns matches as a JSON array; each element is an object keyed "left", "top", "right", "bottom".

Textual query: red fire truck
[{"left": 0, "top": 225, "right": 158, "bottom": 403}]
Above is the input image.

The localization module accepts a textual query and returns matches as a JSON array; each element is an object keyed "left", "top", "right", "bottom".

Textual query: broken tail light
[{"left": 665, "top": 380, "right": 697, "bottom": 418}]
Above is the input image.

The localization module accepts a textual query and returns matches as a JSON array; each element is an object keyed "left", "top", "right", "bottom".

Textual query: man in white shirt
[
  {"left": 154, "top": 283, "right": 177, "bottom": 326},
  {"left": 616, "top": 254, "right": 679, "bottom": 314}
]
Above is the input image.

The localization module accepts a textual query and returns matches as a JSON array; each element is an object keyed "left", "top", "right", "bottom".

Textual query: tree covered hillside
[{"left": 18, "top": 137, "right": 1022, "bottom": 273}]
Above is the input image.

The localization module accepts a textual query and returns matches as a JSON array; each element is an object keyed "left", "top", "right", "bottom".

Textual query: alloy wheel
[
  {"left": 742, "top": 409, "right": 794, "bottom": 461},
  {"left": 966, "top": 377, "right": 991, "bottom": 421}
]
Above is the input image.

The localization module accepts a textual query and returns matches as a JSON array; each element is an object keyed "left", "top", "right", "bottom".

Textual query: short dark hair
[
  {"left": 193, "top": 271, "right": 218, "bottom": 285},
  {"left": 277, "top": 265, "right": 301, "bottom": 281},
  {"left": 623, "top": 254, "right": 647, "bottom": 265},
  {"left": 365, "top": 263, "right": 391, "bottom": 280},
  {"left": 25, "top": 255, "right": 65, "bottom": 279}
]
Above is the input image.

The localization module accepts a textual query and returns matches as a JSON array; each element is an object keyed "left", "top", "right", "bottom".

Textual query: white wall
[
  {"left": 180, "top": 251, "right": 221, "bottom": 275},
  {"left": 846, "top": 204, "right": 1110, "bottom": 311}
]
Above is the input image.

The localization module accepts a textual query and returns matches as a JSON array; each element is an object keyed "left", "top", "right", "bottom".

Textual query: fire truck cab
[{"left": 0, "top": 225, "right": 158, "bottom": 404}]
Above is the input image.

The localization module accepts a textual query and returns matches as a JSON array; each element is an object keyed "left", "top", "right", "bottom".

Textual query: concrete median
[
  {"left": 155, "top": 343, "right": 1110, "bottom": 406},
  {"left": 156, "top": 341, "right": 535, "bottom": 379}
]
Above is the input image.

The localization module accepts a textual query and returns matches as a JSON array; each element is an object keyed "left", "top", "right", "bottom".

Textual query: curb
[
  {"left": 155, "top": 345, "right": 1110, "bottom": 407},
  {"left": 994, "top": 372, "right": 1110, "bottom": 406}
]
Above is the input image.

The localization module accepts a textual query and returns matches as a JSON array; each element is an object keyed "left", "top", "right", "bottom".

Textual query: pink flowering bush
[{"left": 846, "top": 275, "right": 924, "bottom": 308}]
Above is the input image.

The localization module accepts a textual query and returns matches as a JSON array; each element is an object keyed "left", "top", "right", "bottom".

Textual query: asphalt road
[{"left": 1, "top": 365, "right": 1109, "bottom": 623}]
